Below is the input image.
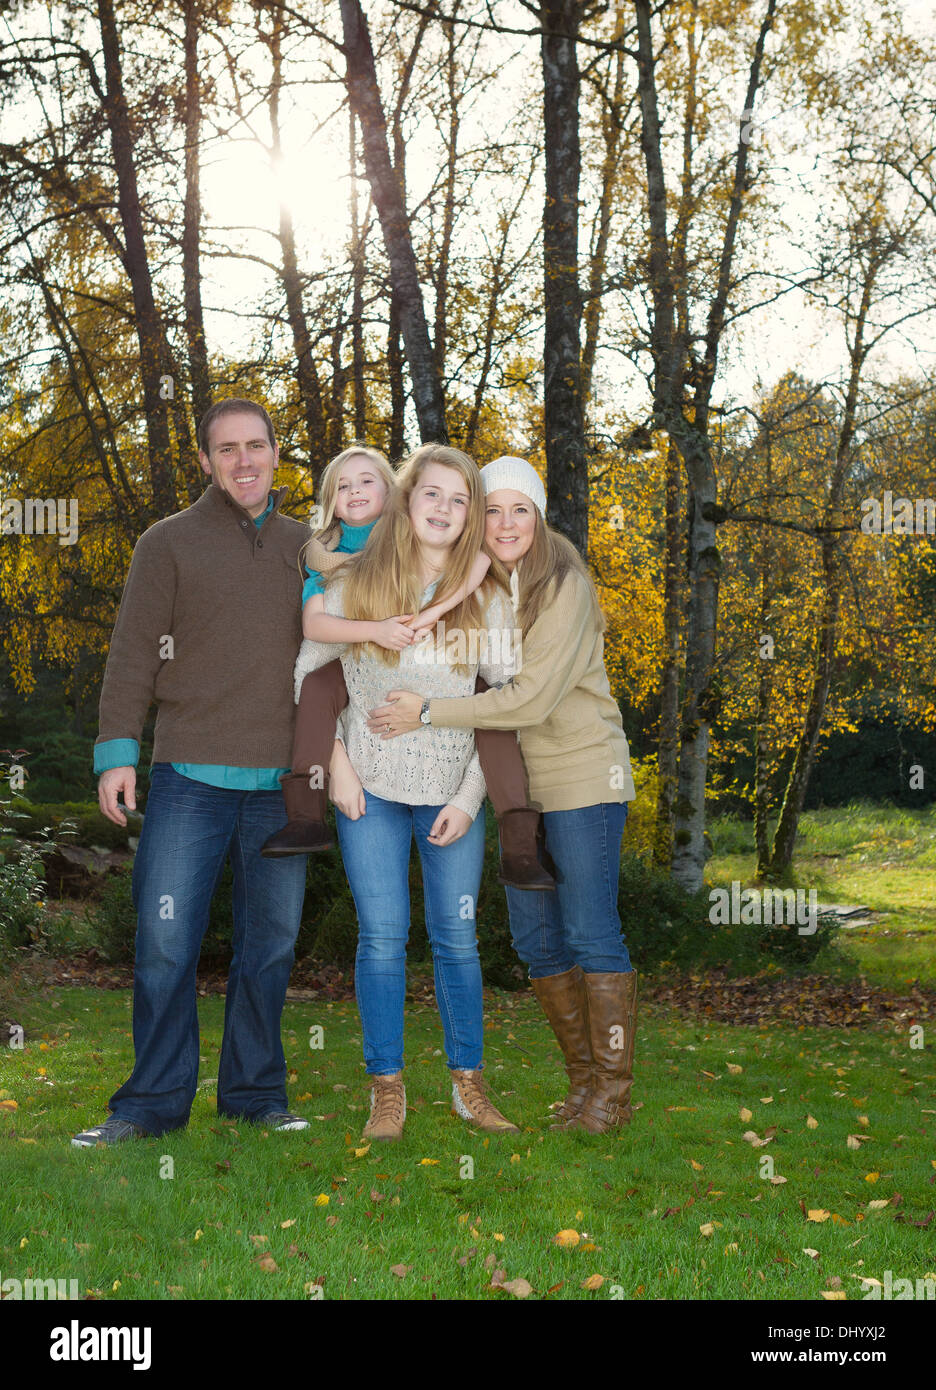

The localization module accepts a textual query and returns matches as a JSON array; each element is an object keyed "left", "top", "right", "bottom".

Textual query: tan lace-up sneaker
[
  {"left": 362, "top": 1072, "right": 406, "bottom": 1142},
  {"left": 451, "top": 1069, "right": 520, "bottom": 1134}
]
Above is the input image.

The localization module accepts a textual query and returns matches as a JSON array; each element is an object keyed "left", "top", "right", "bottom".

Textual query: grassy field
[
  {"left": 1, "top": 983, "right": 933, "bottom": 1301},
  {"left": 708, "top": 803, "right": 936, "bottom": 987}
]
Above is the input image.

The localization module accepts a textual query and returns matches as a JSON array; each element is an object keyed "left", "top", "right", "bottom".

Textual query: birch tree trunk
[{"left": 338, "top": 0, "right": 447, "bottom": 443}]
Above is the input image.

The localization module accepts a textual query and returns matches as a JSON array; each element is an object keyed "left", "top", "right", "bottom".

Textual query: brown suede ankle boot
[
  {"left": 531, "top": 967, "right": 593, "bottom": 1128},
  {"left": 496, "top": 809, "right": 556, "bottom": 891},
  {"left": 451, "top": 1070, "right": 520, "bottom": 1133},
  {"left": 260, "top": 772, "right": 334, "bottom": 857},
  {"left": 362, "top": 1073, "right": 406, "bottom": 1142},
  {"left": 564, "top": 971, "right": 637, "bottom": 1134}
]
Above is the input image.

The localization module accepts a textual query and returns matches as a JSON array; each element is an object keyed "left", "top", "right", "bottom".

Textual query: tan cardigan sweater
[{"left": 429, "top": 570, "right": 635, "bottom": 813}]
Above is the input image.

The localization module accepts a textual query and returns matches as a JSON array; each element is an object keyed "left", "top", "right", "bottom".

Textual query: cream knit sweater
[{"left": 293, "top": 581, "right": 517, "bottom": 820}]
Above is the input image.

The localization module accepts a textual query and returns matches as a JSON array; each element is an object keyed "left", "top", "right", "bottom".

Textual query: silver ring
[{"left": 385, "top": 724, "right": 391, "bottom": 734}]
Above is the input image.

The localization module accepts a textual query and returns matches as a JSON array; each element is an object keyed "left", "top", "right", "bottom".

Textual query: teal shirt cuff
[{"left": 94, "top": 738, "right": 140, "bottom": 774}]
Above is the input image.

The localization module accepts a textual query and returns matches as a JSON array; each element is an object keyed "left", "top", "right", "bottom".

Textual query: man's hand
[
  {"left": 98, "top": 766, "right": 137, "bottom": 827},
  {"left": 368, "top": 690, "right": 424, "bottom": 737},
  {"left": 427, "top": 804, "right": 472, "bottom": 847},
  {"left": 328, "top": 740, "right": 366, "bottom": 820}
]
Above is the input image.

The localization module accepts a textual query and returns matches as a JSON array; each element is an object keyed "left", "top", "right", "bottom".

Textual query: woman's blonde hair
[
  {"left": 485, "top": 509, "right": 606, "bottom": 636},
  {"left": 338, "top": 442, "right": 487, "bottom": 668},
  {"left": 298, "top": 443, "right": 395, "bottom": 577}
]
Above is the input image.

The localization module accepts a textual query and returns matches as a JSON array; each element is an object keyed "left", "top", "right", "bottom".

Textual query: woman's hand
[
  {"left": 371, "top": 616, "right": 417, "bottom": 651},
  {"left": 427, "top": 804, "right": 472, "bottom": 846},
  {"left": 328, "top": 740, "right": 366, "bottom": 819},
  {"left": 368, "top": 689, "right": 424, "bottom": 738}
]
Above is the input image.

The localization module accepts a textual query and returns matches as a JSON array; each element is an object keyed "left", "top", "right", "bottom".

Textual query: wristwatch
[{"left": 420, "top": 699, "right": 432, "bottom": 726}]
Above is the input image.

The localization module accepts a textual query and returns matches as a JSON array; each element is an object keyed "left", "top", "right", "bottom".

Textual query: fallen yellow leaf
[
  {"left": 419, "top": 1158, "right": 440, "bottom": 1166},
  {"left": 314, "top": 1194, "right": 330, "bottom": 1206},
  {"left": 581, "top": 1274, "right": 605, "bottom": 1291},
  {"left": 821, "top": 1290, "right": 846, "bottom": 1300},
  {"left": 353, "top": 1146, "right": 370, "bottom": 1158},
  {"left": 726, "top": 1063, "right": 743, "bottom": 1075},
  {"left": 806, "top": 1115, "right": 818, "bottom": 1129},
  {"left": 280, "top": 1219, "right": 296, "bottom": 1229},
  {"left": 553, "top": 1229, "right": 580, "bottom": 1248},
  {"left": 739, "top": 1107, "right": 752, "bottom": 1122},
  {"left": 807, "top": 1209, "right": 831, "bottom": 1223},
  {"left": 689, "top": 1159, "right": 704, "bottom": 1171},
  {"left": 864, "top": 1172, "right": 880, "bottom": 1183},
  {"left": 699, "top": 1223, "right": 715, "bottom": 1237}
]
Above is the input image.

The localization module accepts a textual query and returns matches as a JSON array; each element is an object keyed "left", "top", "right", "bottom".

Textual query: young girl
[{"left": 260, "top": 444, "right": 553, "bottom": 891}]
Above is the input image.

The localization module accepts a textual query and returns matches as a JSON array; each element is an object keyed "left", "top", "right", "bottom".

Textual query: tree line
[{"left": 1, "top": 0, "right": 934, "bottom": 889}]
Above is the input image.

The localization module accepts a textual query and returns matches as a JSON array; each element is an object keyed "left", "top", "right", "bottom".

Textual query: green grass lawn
[
  {"left": 2, "top": 985, "right": 934, "bottom": 1301},
  {"left": 708, "top": 802, "right": 936, "bottom": 988}
]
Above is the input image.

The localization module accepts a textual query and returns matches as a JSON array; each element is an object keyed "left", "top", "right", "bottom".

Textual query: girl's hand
[
  {"left": 427, "top": 804, "right": 472, "bottom": 846},
  {"left": 328, "top": 741, "right": 366, "bottom": 820},
  {"left": 372, "top": 616, "right": 418, "bottom": 651},
  {"left": 368, "top": 690, "right": 424, "bottom": 737}
]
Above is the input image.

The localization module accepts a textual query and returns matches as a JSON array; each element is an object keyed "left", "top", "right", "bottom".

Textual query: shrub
[
  {"left": 8, "top": 797, "right": 133, "bottom": 851},
  {"left": 0, "top": 798, "right": 76, "bottom": 956},
  {"left": 82, "top": 865, "right": 137, "bottom": 963}
]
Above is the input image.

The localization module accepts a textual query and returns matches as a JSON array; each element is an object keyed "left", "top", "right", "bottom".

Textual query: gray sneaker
[
  {"left": 254, "top": 1109, "right": 309, "bottom": 1132},
  {"left": 71, "top": 1116, "right": 149, "bottom": 1148}
]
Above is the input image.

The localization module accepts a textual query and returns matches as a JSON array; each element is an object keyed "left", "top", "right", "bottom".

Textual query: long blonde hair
[
  {"left": 485, "top": 511, "right": 606, "bottom": 636},
  {"left": 338, "top": 442, "right": 487, "bottom": 668},
  {"left": 298, "top": 444, "right": 395, "bottom": 578}
]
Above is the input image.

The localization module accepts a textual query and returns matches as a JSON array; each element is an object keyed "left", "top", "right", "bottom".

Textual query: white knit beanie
[{"left": 479, "top": 456, "right": 547, "bottom": 520}]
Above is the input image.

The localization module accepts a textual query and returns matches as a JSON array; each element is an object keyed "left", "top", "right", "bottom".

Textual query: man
[{"left": 73, "top": 399, "right": 312, "bottom": 1146}]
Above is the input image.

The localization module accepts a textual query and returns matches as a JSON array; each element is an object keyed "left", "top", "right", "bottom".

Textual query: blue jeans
[
  {"left": 109, "top": 764, "right": 308, "bottom": 1135},
  {"left": 336, "top": 791, "right": 485, "bottom": 1075},
  {"left": 505, "top": 801, "right": 632, "bottom": 978}
]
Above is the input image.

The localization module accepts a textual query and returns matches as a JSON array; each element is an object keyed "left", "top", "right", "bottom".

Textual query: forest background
[{"left": 1, "top": 0, "right": 935, "bottom": 899}]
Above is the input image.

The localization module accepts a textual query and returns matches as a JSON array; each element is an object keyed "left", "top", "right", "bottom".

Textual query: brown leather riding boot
[
  {"left": 260, "top": 773, "right": 334, "bottom": 857},
  {"left": 497, "top": 809, "right": 556, "bottom": 892},
  {"left": 531, "top": 967, "right": 592, "bottom": 1128},
  {"left": 564, "top": 971, "right": 637, "bottom": 1134}
]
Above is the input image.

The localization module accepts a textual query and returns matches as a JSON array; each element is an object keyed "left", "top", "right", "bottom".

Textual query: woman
[
  {"left": 293, "top": 443, "right": 520, "bottom": 1142},
  {"left": 369, "top": 456, "right": 638, "bottom": 1136}
]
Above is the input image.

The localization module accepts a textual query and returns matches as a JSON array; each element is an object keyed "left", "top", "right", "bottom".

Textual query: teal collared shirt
[{"left": 93, "top": 493, "right": 290, "bottom": 791}]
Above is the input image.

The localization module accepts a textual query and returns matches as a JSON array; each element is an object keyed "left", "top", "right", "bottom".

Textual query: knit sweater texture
[
  {"left": 293, "top": 581, "right": 517, "bottom": 820},
  {"left": 95, "top": 483, "right": 309, "bottom": 767}
]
